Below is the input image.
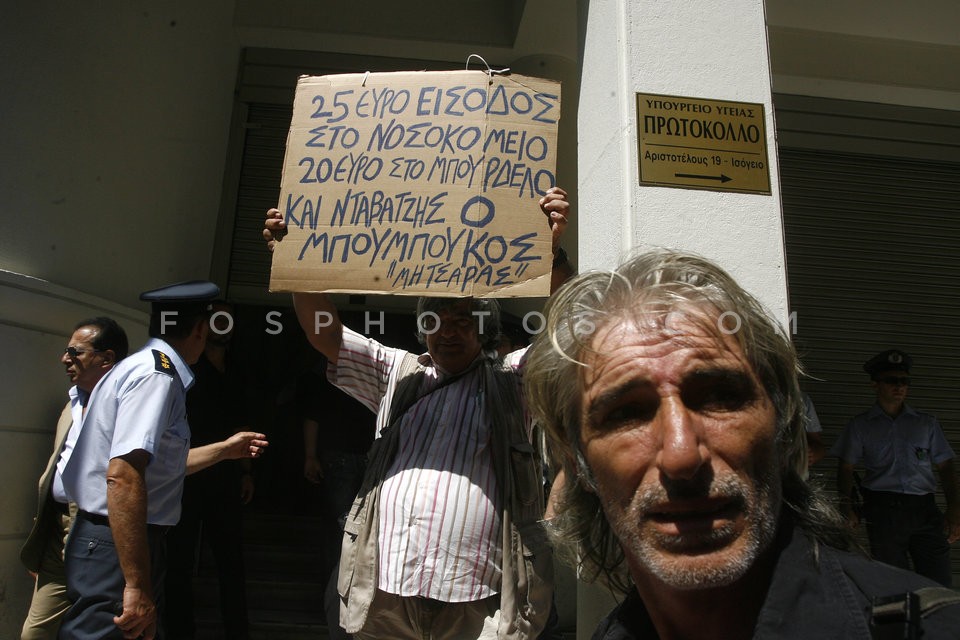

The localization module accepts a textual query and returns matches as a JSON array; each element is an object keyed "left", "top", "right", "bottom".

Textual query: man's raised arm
[{"left": 264, "top": 208, "right": 344, "bottom": 363}]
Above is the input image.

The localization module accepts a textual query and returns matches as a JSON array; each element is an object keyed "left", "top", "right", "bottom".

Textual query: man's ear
[{"left": 100, "top": 349, "right": 116, "bottom": 367}]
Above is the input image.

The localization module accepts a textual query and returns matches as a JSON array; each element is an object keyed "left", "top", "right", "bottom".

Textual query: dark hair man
[
  {"left": 21, "top": 317, "right": 127, "bottom": 640},
  {"left": 55, "top": 283, "right": 268, "bottom": 640},
  {"left": 831, "top": 349, "right": 960, "bottom": 586},
  {"left": 263, "top": 187, "right": 572, "bottom": 640},
  {"left": 524, "top": 249, "right": 960, "bottom": 639}
]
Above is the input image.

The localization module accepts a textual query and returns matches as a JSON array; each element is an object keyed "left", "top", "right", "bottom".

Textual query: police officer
[
  {"left": 832, "top": 349, "right": 960, "bottom": 586},
  {"left": 56, "top": 281, "right": 221, "bottom": 640}
]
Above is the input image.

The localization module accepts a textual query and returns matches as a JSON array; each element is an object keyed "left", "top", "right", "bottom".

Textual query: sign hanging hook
[{"left": 465, "top": 54, "right": 510, "bottom": 82}]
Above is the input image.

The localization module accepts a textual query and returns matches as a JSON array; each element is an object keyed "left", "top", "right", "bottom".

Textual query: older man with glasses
[
  {"left": 20, "top": 318, "right": 129, "bottom": 640},
  {"left": 832, "top": 349, "right": 960, "bottom": 586}
]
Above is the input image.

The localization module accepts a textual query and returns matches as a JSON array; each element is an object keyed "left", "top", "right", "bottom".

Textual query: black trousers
[
  {"left": 60, "top": 511, "right": 168, "bottom": 639},
  {"left": 862, "top": 490, "right": 952, "bottom": 587},
  {"left": 163, "top": 471, "right": 249, "bottom": 640}
]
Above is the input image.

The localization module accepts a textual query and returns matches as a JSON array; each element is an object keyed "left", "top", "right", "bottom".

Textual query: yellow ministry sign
[{"left": 636, "top": 93, "right": 771, "bottom": 195}]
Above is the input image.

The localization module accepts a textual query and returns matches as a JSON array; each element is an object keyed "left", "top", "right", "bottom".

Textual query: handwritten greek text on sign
[{"left": 269, "top": 71, "right": 562, "bottom": 297}]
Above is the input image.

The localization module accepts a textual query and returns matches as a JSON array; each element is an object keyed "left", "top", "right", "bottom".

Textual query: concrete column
[
  {"left": 575, "top": 0, "right": 788, "bottom": 634},
  {"left": 577, "top": 0, "right": 788, "bottom": 322}
]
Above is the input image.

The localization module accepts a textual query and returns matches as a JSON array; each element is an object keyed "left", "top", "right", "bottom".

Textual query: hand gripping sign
[{"left": 269, "top": 70, "right": 561, "bottom": 298}]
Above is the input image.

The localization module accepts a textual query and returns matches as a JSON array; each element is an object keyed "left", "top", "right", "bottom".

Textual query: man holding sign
[{"left": 264, "top": 186, "right": 571, "bottom": 640}]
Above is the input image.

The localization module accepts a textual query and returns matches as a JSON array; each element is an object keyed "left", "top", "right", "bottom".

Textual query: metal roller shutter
[
  {"left": 777, "top": 95, "right": 960, "bottom": 578},
  {"left": 226, "top": 101, "right": 291, "bottom": 303},
  {"left": 782, "top": 148, "right": 960, "bottom": 437}
]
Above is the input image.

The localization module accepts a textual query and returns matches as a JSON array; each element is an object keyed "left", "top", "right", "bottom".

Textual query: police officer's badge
[{"left": 153, "top": 349, "right": 175, "bottom": 377}]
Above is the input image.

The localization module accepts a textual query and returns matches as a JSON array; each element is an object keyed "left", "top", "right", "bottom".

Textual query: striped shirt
[{"left": 328, "top": 327, "right": 527, "bottom": 603}]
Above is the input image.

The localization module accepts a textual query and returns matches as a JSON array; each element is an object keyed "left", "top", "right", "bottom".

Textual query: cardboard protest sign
[{"left": 269, "top": 70, "right": 561, "bottom": 297}]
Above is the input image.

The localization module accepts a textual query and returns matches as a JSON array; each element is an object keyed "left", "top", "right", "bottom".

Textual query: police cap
[
  {"left": 863, "top": 349, "right": 912, "bottom": 378},
  {"left": 140, "top": 280, "right": 220, "bottom": 312}
]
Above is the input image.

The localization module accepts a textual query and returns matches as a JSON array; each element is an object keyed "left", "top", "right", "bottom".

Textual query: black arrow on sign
[{"left": 675, "top": 173, "right": 732, "bottom": 183}]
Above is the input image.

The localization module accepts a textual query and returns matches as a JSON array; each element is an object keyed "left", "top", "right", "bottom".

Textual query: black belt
[
  {"left": 411, "top": 593, "right": 498, "bottom": 611},
  {"left": 78, "top": 510, "right": 169, "bottom": 533},
  {"left": 52, "top": 500, "right": 70, "bottom": 516},
  {"left": 79, "top": 511, "right": 110, "bottom": 526},
  {"left": 861, "top": 489, "right": 936, "bottom": 508}
]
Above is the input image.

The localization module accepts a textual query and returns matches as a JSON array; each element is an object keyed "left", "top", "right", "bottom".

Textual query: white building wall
[
  {"left": 0, "top": 2, "right": 240, "bottom": 304},
  {"left": 578, "top": 0, "right": 788, "bottom": 323}
]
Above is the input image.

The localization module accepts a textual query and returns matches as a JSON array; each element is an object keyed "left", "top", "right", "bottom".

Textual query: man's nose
[
  {"left": 655, "top": 396, "right": 707, "bottom": 481},
  {"left": 437, "top": 321, "right": 456, "bottom": 337}
]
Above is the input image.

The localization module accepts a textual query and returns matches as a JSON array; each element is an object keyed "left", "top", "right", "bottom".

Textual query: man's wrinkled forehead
[
  {"left": 592, "top": 304, "right": 731, "bottom": 347},
  {"left": 579, "top": 304, "right": 756, "bottom": 378}
]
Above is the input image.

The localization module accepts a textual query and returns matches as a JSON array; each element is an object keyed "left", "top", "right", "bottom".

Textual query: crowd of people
[{"left": 18, "top": 187, "right": 960, "bottom": 639}]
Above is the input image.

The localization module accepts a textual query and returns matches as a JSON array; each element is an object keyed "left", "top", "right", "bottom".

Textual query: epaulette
[{"left": 152, "top": 349, "right": 176, "bottom": 377}]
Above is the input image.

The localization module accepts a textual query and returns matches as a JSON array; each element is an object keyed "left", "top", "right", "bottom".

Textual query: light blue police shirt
[
  {"left": 830, "top": 403, "right": 954, "bottom": 495},
  {"left": 58, "top": 338, "right": 194, "bottom": 526}
]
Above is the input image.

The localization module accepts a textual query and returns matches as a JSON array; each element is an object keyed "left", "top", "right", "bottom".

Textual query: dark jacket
[{"left": 592, "top": 524, "right": 960, "bottom": 639}]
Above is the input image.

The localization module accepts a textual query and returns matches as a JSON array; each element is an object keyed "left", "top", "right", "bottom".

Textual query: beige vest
[{"left": 337, "top": 354, "right": 553, "bottom": 639}]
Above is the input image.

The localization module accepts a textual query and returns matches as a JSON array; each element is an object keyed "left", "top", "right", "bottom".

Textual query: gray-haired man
[{"left": 525, "top": 249, "right": 960, "bottom": 639}]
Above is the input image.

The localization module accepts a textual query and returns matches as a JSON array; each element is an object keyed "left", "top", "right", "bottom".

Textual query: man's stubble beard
[{"left": 606, "top": 467, "right": 781, "bottom": 591}]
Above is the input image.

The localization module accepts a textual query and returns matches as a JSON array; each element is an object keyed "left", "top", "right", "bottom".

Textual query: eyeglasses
[
  {"left": 878, "top": 376, "right": 910, "bottom": 386},
  {"left": 64, "top": 346, "right": 103, "bottom": 359}
]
